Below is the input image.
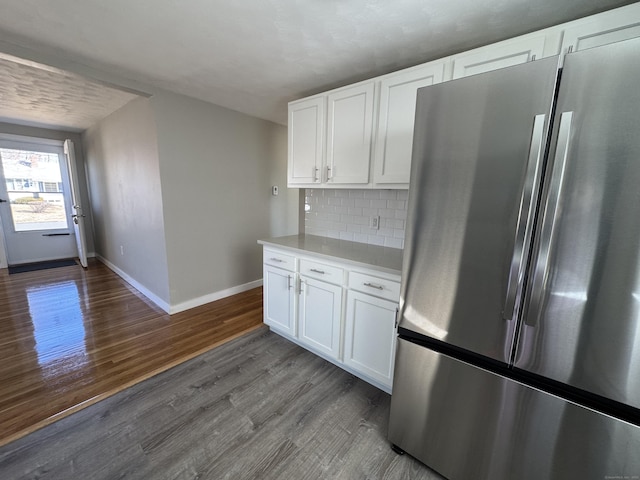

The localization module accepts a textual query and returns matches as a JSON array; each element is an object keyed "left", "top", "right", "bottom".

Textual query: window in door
[{"left": 0, "top": 148, "right": 69, "bottom": 232}]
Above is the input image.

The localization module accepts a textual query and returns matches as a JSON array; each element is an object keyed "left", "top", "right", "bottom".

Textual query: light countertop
[{"left": 258, "top": 234, "right": 404, "bottom": 276}]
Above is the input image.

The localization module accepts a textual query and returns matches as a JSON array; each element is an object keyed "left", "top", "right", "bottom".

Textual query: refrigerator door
[
  {"left": 399, "top": 56, "right": 558, "bottom": 363},
  {"left": 389, "top": 338, "right": 640, "bottom": 480},
  {"left": 516, "top": 37, "right": 640, "bottom": 409}
]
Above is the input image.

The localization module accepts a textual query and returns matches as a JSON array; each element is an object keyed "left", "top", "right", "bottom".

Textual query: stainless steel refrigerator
[{"left": 389, "top": 38, "right": 640, "bottom": 480}]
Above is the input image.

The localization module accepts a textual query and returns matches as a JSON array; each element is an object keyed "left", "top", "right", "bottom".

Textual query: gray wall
[
  {"left": 151, "top": 91, "right": 296, "bottom": 306},
  {"left": 82, "top": 97, "right": 171, "bottom": 304},
  {"left": 0, "top": 122, "right": 96, "bottom": 255},
  {"left": 0, "top": 41, "right": 298, "bottom": 312},
  {"left": 268, "top": 125, "right": 298, "bottom": 238},
  {"left": 82, "top": 89, "right": 296, "bottom": 310}
]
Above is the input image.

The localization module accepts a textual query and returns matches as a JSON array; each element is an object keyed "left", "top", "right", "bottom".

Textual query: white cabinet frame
[
  {"left": 261, "top": 246, "right": 400, "bottom": 393},
  {"left": 344, "top": 290, "right": 398, "bottom": 388},
  {"left": 298, "top": 275, "right": 342, "bottom": 359},
  {"left": 374, "top": 61, "right": 447, "bottom": 186},
  {"left": 263, "top": 264, "right": 297, "bottom": 337},
  {"left": 288, "top": 4, "right": 640, "bottom": 190}
]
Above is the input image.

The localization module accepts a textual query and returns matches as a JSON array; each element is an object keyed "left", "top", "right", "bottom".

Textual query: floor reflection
[
  {"left": 26, "top": 281, "right": 88, "bottom": 370},
  {"left": 0, "top": 258, "right": 262, "bottom": 447}
]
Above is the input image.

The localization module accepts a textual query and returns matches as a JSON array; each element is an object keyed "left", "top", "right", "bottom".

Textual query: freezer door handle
[
  {"left": 503, "top": 114, "right": 547, "bottom": 321},
  {"left": 526, "top": 111, "right": 573, "bottom": 327}
]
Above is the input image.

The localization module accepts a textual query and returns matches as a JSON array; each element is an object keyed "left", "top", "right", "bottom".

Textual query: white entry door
[
  {"left": 0, "top": 137, "right": 77, "bottom": 265},
  {"left": 64, "top": 140, "right": 88, "bottom": 268}
]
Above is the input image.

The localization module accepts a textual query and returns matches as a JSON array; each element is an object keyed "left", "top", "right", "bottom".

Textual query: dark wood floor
[
  {"left": 0, "top": 258, "right": 263, "bottom": 447},
  {"left": 0, "top": 326, "right": 443, "bottom": 479}
]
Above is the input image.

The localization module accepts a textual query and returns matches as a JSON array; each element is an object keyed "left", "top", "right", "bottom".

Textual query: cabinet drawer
[
  {"left": 299, "top": 259, "right": 344, "bottom": 285},
  {"left": 348, "top": 271, "right": 400, "bottom": 301},
  {"left": 263, "top": 249, "right": 296, "bottom": 272}
]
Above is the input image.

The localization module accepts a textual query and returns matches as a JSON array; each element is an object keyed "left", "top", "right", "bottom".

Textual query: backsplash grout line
[{"left": 304, "top": 189, "right": 406, "bottom": 249}]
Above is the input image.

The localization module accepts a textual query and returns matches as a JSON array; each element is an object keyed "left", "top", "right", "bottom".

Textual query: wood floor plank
[
  {"left": 0, "top": 258, "right": 263, "bottom": 446},
  {"left": 0, "top": 327, "right": 443, "bottom": 479}
]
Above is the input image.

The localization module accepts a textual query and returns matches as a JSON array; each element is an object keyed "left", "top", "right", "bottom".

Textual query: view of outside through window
[{"left": 0, "top": 148, "right": 68, "bottom": 231}]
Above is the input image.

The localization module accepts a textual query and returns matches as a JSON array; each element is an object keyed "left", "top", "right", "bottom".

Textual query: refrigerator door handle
[
  {"left": 526, "top": 111, "right": 574, "bottom": 327},
  {"left": 503, "top": 114, "right": 547, "bottom": 321}
]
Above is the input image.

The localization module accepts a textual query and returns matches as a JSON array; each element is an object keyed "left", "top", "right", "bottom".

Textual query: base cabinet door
[
  {"left": 298, "top": 276, "right": 342, "bottom": 360},
  {"left": 263, "top": 265, "right": 296, "bottom": 337},
  {"left": 344, "top": 291, "right": 397, "bottom": 389}
]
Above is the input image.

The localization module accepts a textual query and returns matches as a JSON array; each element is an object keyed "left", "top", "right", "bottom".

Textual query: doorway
[{"left": 0, "top": 136, "right": 77, "bottom": 265}]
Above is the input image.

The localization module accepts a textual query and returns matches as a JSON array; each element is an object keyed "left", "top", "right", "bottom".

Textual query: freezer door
[
  {"left": 399, "top": 56, "right": 558, "bottom": 363},
  {"left": 516, "top": 37, "right": 640, "bottom": 409},
  {"left": 389, "top": 339, "right": 640, "bottom": 480}
]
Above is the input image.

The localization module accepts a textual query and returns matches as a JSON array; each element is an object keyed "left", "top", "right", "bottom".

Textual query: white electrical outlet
[
  {"left": 370, "top": 215, "right": 380, "bottom": 229},
  {"left": 120, "top": 245, "right": 124, "bottom": 256}
]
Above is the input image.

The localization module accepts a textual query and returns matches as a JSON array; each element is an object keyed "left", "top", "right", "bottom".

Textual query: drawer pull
[
  {"left": 363, "top": 282, "right": 384, "bottom": 290},
  {"left": 269, "top": 257, "right": 284, "bottom": 262},
  {"left": 288, "top": 275, "right": 293, "bottom": 290},
  {"left": 310, "top": 268, "right": 325, "bottom": 274}
]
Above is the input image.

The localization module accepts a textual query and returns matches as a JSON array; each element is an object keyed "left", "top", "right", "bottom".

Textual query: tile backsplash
[{"left": 304, "top": 189, "right": 407, "bottom": 249}]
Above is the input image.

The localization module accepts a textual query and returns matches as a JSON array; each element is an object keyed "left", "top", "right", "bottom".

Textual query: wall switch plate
[
  {"left": 272, "top": 185, "right": 279, "bottom": 196},
  {"left": 370, "top": 215, "right": 380, "bottom": 229}
]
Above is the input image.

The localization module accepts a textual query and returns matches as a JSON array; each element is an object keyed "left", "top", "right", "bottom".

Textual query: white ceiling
[
  {"left": 0, "top": 55, "right": 139, "bottom": 132},
  {"left": 0, "top": 0, "right": 635, "bottom": 129}
]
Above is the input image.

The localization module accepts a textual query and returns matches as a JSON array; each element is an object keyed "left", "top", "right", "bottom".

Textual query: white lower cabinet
[
  {"left": 298, "top": 276, "right": 342, "bottom": 359},
  {"left": 261, "top": 246, "right": 400, "bottom": 393},
  {"left": 263, "top": 264, "right": 296, "bottom": 337},
  {"left": 344, "top": 290, "right": 398, "bottom": 390}
]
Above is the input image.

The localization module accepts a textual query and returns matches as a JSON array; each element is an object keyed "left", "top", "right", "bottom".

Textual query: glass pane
[{"left": 0, "top": 148, "right": 69, "bottom": 231}]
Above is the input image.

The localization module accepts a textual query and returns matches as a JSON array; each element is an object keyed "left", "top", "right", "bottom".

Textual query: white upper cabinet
[
  {"left": 373, "top": 61, "right": 446, "bottom": 186},
  {"left": 288, "top": 97, "right": 324, "bottom": 186},
  {"left": 326, "top": 82, "right": 375, "bottom": 185},
  {"left": 451, "top": 33, "right": 548, "bottom": 80},
  {"left": 287, "top": 3, "right": 639, "bottom": 190},
  {"left": 560, "top": 3, "right": 640, "bottom": 54}
]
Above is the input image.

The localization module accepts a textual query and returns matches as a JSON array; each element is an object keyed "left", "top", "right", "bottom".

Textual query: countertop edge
[{"left": 258, "top": 235, "right": 403, "bottom": 277}]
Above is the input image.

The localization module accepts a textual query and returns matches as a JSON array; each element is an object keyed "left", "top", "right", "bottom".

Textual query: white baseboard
[
  {"left": 96, "top": 254, "right": 171, "bottom": 313},
  {"left": 95, "top": 254, "right": 263, "bottom": 315},
  {"left": 169, "top": 279, "right": 263, "bottom": 314}
]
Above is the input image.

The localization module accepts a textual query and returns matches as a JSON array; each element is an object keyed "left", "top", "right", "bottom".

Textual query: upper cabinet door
[
  {"left": 288, "top": 97, "right": 324, "bottom": 186},
  {"left": 373, "top": 61, "right": 446, "bottom": 186},
  {"left": 560, "top": 3, "right": 640, "bottom": 54},
  {"left": 451, "top": 34, "right": 548, "bottom": 80},
  {"left": 326, "top": 82, "right": 375, "bottom": 185}
]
